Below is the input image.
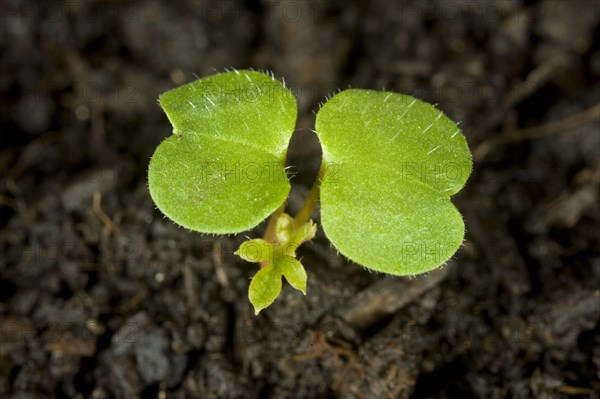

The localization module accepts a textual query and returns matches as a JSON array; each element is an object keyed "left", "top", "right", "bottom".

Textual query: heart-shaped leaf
[
  {"left": 148, "top": 70, "right": 297, "bottom": 233},
  {"left": 315, "top": 89, "right": 472, "bottom": 275}
]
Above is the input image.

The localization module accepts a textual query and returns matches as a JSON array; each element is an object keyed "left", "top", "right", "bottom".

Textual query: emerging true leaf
[
  {"left": 234, "top": 239, "right": 273, "bottom": 263},
  {"left": 248, "top": 263, "right": 282, "bottom": 314},
  {"left": 236, "top": 213, "right": 314, "bottom": 314},
  {"left": 279, "top": 258, "right": 307, "bottom": 294},
  {"left": 315, "top": 89, "right": 472, "bottom": 275},
  {"left": 148, "top": 70, "right": 297, "bottom": 233}
]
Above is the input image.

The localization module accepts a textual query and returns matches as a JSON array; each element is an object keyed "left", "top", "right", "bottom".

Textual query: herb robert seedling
[{"left": 148, "top": 70, "right": 472, "bottom": 314}]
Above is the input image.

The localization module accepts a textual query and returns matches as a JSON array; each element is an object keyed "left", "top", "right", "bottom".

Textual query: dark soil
[{"left": 1, "top": 1, "right": 599, "bottom": 398}]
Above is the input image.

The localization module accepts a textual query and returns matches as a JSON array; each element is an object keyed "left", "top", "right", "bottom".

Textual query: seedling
[{"left": 148, "top": 70, "right": 472, "bottom": 314}]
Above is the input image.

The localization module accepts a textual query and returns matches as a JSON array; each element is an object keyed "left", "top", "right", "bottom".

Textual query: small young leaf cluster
[
  {"left": 235, "top": 214, "right": 316, "bottom": 314},
  {"left": 148, "top": 70, "right": 472, "bottom": 314}
]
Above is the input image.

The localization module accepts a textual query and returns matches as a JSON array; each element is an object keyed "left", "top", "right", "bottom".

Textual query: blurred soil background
[{"left": 1, "top": 0, "right": 599, "bottom": 398}]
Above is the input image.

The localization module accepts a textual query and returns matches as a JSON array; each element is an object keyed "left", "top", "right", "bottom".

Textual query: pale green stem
[
  {"left": 292, "top": 163, "right": 324, "bottom": 229},
  {"left": 259, "top": 203, "right": 285, "bottom": 268},
  {"left": 260, "top": 162, "right": 324, "bottom": 267},
  {"left": 263, "top": 203, "right": 285, "bottom": 243}
]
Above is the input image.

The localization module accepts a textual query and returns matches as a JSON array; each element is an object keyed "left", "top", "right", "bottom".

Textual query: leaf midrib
[
  {"left": 323, "top": 158, "right": 460, "bottom": 198},
  {"left": 166, "top": 124, "right": 289, "bottom": 158}
]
